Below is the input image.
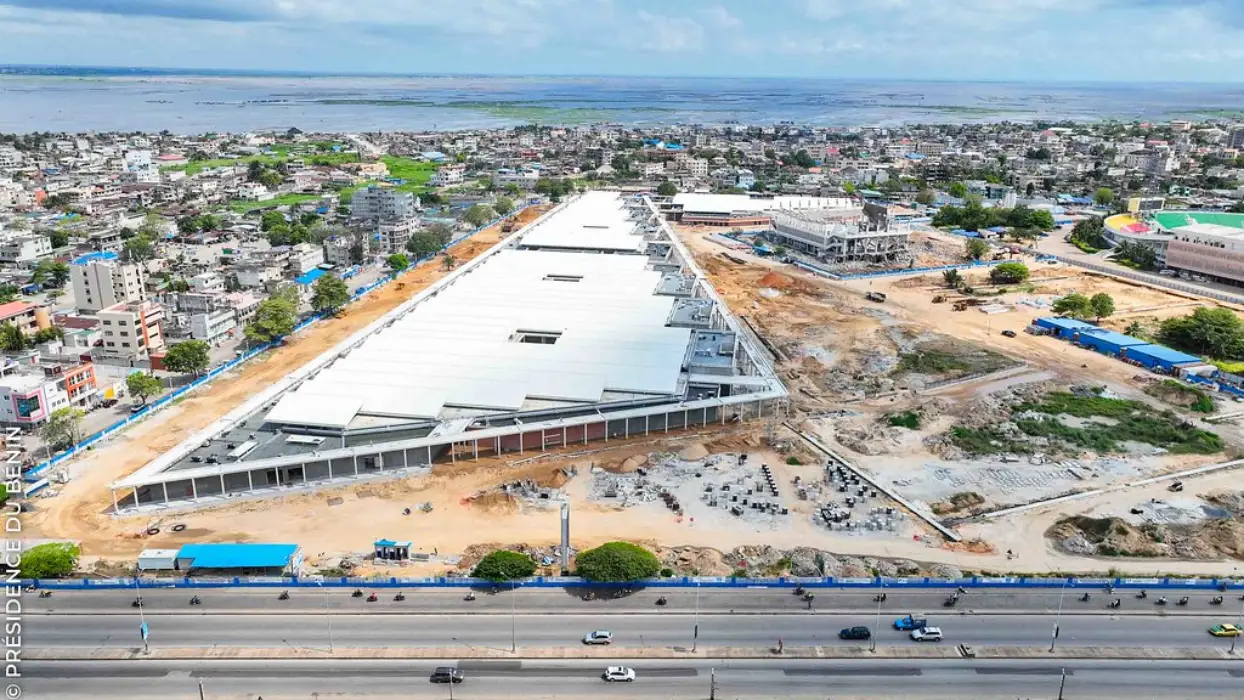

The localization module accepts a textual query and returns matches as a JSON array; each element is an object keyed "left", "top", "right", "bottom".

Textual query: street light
[
  {"left": 1231, "top": 593, "right": 1244, "bottom": 655},
  {"left": 1050, "top": 579, "right": 1067, "bottom": 652},
  {"left": 133, "top": 575, "right": 148, "bottom": 654},
  {"left": 316, "top": 581, "right": 334, "bottom": 653},
  {"left": 870, "top": 577, "right": 884, "bottom": 653},
  {"left": 692, "top": 579, "right": 701, "bottom": 653},
  {"left": 500, "top": 570, "right": 516, "bottom": 654}
]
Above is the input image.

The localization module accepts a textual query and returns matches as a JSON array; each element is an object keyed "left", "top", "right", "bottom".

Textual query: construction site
[{"left": 21, "top": 198, "right": 1244, "bottom": 580}]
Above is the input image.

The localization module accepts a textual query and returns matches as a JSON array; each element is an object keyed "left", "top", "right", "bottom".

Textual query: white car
[
  {"left": 911, "top": 626, "right": 943, "bottom": 642},
  {"left": 603, "top": 666, "right": 636, "bottom": 682},
  {"left": 583, "top": 630, "right": 613, "bottom": 645}
]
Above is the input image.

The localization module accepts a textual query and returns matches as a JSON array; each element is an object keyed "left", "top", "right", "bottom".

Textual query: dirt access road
[{"left": 24, "top": 206, "right": 549, "bottom": 556}]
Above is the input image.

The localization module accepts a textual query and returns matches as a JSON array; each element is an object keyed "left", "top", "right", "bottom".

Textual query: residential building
[
  {"left": 350, "top": 185, "right": 418, "bottom": 221},
  {"left": 71, "top": 259, "right": 146, "bottom": 312},
  {"left": 0, "top": 149, "right": 22, "bottom": 171},
  {"left": 1229, "top": 129, "right": 1244, "bottom": 150},
  {"left": 494, "top": 168, "right": 541, "bottom": 189},
  {"left": 189, "top": 308, "right": 237, "bottom": 344},
  {"left": 429, "top": 163, "right": 466, "bottom": 186},
  {"left": 687, "top": 158, "right": 709, "bottom": 178},
  {"left": 0, "top": 301, "right": 46, "bottom": 335},
  {"left": 188, "top": 271, "right": 225, "bottom": 294},
  {"left": 234, "top": 262, "right": 284, "bottom": 290},
  {"left": 374, "top": 219, "right": 416, "bottom": 255},
  {"left": 0, "top": 233, "right": 52, "bottom": 264},
  {"left": 237, "top": 183, "right": 272, "bottom": 201},
  {"left": 96, "top": 301, "right": 165, "bottom": 360},
  {"left": 0, "top": 360, "right": 97, "bottom": 426},
  {"left": 288, "top": 243, "right": 325, "bottom": 274}
]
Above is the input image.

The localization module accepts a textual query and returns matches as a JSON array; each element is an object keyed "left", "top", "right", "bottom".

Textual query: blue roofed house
[{"left": 174, "top": 543, "right": 302, "bottom": 575}]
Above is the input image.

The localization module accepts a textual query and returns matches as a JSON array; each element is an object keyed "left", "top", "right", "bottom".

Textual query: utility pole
[
  {"left": 197, "top": 679, "right": 205, "bottom": 700},
  {"left": 709, "top": 667, "right": 716, "bottom": 700},
  {"left": 870, "top": 577, "right": 884, "bottom": 653},
  {"left": 134, "top": 575, "right": 149, "bottom": 654},
  {"left": 1232, "top": 593, "right": 1244, "bottom": 654},
  {"left": 1057, "top": 667, "right": 1067, "bottom": 700},
  {"left": 692, "top": 579, "right": 700, "bottom": 653},
  {"left": 1050, "top": 579, "right": 1067, "bottom": 653},
  {"left": 317, "top": 581, "right": 334, "bottom": 652}
]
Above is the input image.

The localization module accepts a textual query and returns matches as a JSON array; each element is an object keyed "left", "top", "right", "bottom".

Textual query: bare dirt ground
[
  {"left": 27, "top": 216, "right": 1244, "bottom": 578},
  {"left": 24, "top": 207, "right": 549, "bottom": 556}
]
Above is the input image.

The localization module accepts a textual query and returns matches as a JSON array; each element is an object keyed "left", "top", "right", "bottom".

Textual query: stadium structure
[
  {"left": 110, "top": 192, "right": 789, "bottom": 512},
  {"left": 1104, "top": 208, "right": 1244, "bottom": 285}
]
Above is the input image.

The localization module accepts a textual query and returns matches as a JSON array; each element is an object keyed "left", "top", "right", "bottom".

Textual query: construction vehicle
[
  {"left": 501, "top": 221, "right": 515, "bottom": 233},
  {"left": 865, "top": 291, "right": 887, "bottom": 303},
  {"left": 932, "top": 295, "right": 946, "bottom": 304}
]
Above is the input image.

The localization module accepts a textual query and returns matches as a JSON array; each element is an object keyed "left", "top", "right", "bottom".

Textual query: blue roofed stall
[
  {"left": 174, "top": 543, "right": 302, "bottom": 575},
  {"left": 1121, "top": 344, "right": 1204, "bottom": 372}
]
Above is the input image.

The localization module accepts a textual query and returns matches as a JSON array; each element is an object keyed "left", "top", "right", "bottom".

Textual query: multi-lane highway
[
  {"left": 27, "top": 612, "right": 1243, "bottom": 650},
  {"left": 21, "top": 658, "right": 1244, "bottom": 699}
]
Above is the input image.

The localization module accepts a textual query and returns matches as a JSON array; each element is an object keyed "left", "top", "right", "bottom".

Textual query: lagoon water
[{"left": 1, "top": 71, "right": 1242, "bottom": 133}]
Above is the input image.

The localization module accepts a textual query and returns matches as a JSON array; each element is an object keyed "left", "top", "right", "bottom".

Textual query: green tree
[
  {"left": 32, "top": 327, "right": 64, "bottom": 344},
  {"left": 18, "top": 542, "right": 79, "bottom": 579},
  {"left": 792, "top": 149, "right": 817, "bottom": 168},
  {"left": 163, "top": 340, "right": 211, "bottom": 375},
  {"left": 493, "top": 196, "right": 515, "bottom": 216},
  {"left": 123, "top": 234, "right": 155, "bottom": 262},
  {"left": 915, "top": 189, "right": 936, "bottom": 206},
  {"left": 942, "top": 269, "right": 963, "bottom": 289},
  {"left": 964, "top": 238, "right": 989, "bottom": 260},
  {"left": 260, "top": 211, "right": 287, "bottom": 232},
  {"left": 247, "top": 287, "right": 300, "bottom": 342},
  {"left": 1052, "top": 293, "right": 1093, "bottom": 319},
  {"left": 407, "top": 229, "right": 450, "bottom": 259},
  {"left": 40, "top": 406, "right": 85, "bottom": 449},
  {"left": 126, "top": 372, "right": 163, "bottom": 405},
  {"left": 656, "top": 181, "right": 678, "bottom": 197},
  {"left": 842, "top": 181, "right": 856, "bottom": 195},
  {"left": 1089, "top": 292, "right": 1116, "bottom": 322},
  {"left": 1094, "top": 187, "right": 1115, "bottom": 206},
  {"left": 0, "top": 284, "right": 17, "bottom": 304},
  {"left": 575, "top": 542, "right": 661, "bottom": 582},
  {"left": 32, "top": 259, "right": 70, "bottom": 288},
  {"left": 1159, "top": 307, "right": 1244, "bottom": 360},
  {"left": 48, "top": 229, "right": 70, "bottom": 248},
  {"left": 0, "top": 322, "right": 27, "bottom": 351},
  {"left": 463, "top": 204, "right": 495, "bottom": 228},
  {"left": 948, "top": 182, "right": 968, "bottom": 198},
  {"left": 311, "top": 275, "right": 350, "bottom": 316},
  {"left": 441, "top": 253, "right": 457, "bottom": 272},
  {"left": 1069, "top": 216, "right": 1107, "bottom": 250},
  {"left": 386, "top": 253, "right": 410, "bottom": 272},
  {"left": 989, "top": 262, "right": 1030, "bottom": 284},
  {"left": 472, "top": 550, "right": 537, "bottom": 582},
  {"left": 258, "top": 169, "right": 283, "bottom": 189}
]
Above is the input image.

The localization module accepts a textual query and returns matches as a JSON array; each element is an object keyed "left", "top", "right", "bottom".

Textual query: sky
[{"left": 0, "top": 0, "right": 1243, "bottom": 82}]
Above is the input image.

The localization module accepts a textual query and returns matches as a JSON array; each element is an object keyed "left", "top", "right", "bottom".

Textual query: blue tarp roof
[
  {"left": 176, "top": 543, "right": 298, "bottom": 569},
  {"left": 1038, "top": 317, "right": 1097, "bottom": 330},
  {"left": 1126, "top": 344, "right": 1202, "bottom": 365},
  {"left": 71, "top": 251, "right": 119, "bottom": 266},
  {"left": 1079, "top": 328, "right": 1148, "bottom": 347},
  {"left": 295, "top": 268, "right": 328, "bottom": 285},
  {"left": 374, "top": 539, "right": 412, "bottom": 547}
]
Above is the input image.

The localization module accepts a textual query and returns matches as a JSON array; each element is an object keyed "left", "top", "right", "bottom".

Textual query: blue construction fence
[
  {"left": 20, "top": 575, "right": 1244, "bottom": 590},
  {"left": 23, "top": 206, "right": 534, "bottom": 485}
]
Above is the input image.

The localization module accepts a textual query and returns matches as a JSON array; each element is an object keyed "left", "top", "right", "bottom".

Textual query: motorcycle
[
  {"left": 1211, "top": 596, "right": 1225, "bottom": 605},
  {"left": 1108, "top": 599, "right": 1122, "bottom": 609},
  {"left": 943, "top": 595, "right": 959, "bottom": 608},
  {"left": 394, "top": 593, "right": 406, "bottom": 602},
  {"left": 189, "top": 595, "right": 201, "bottom": 606},
  {"left": 1136, "top": 590, "right": 1148, "bottom": 599},
  {"left": 873, "top": 593, "right": 887, "bottom": 603},
  {"left": 278, "top": 591, "right": 289, "bottom": 600},
  {"left": 366, "top": 593, "right": 378, "bottom": 602},
  {"left": 38, "top": 590, "right": 52, "bottom": 598},
  {"left": 464, "top": 592, "right": 477, "bottom": 602},
  {"left": 1177, "top": 596, "right": 1189, "bottom": 606},
  {"left": 131, "top": 598, "right": 143, "bottom": 608},
  {"left": 1080, "top": 592, "right": 1091, "bottom": 602},
  {"left": 793, "top": 586, "right": 805, "bottom": 596},
  {"left": 803, "top": 592, "right": 815, "bottom": 602},
  {"left": 1155, "top": 596, "right": 1168, "bottom": 606},
  {"left": 656, "top": 596, "right": 668, "bottom": 606},
  {"left": 351, "top": 589, "right": 364, "bottom": 598}
]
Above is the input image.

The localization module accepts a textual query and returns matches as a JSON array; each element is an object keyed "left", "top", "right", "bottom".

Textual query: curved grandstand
[{"left": 1105, "top": 210, "right": 1244, "bottom": 285}]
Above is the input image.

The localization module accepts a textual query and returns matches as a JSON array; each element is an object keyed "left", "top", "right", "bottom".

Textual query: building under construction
[
  {"left": 769, "top": 202, "right": 909, "bottom": 264},
  {"left": 110, "top": 191, "right": 788, "bottom": 512}
]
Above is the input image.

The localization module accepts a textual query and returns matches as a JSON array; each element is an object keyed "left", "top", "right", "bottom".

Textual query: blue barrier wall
[
  {"left": 24, "top": 208, "right": 530, "bottom": 481},
  {"left": 19, "top": 575, "right": 1244, "bottom": 590}
]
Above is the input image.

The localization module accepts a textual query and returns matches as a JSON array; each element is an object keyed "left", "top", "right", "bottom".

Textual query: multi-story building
[
  {"left": 0, "top": 233, "right": 52, "bottom": 264},
  {"left": 687, "top": 158, "right": 709, "bottom": 178},
  {"left": 0, "top": 360, "right": 97, "bottom": 426},
  {"left": 429, "top": 163, "right": 466, "bottom": 187},
  {"left": 350, "top": 185, "right": 418, "bottom": 221},
  {"left": 188, "top": 271, "right": 225, "bottom": 294},
  {"left": 96, "top": 301, "right": 165, "bottom": 360},
  {"left": 0, "top": 148, "right": 23, "bottom": 171},
  {"left": 288, "top": 243, "right": 325, "bottom": 274},
  {"left": 71, "top": 259, "right": 146, "bottom": 312},
  {"left": 1228, "top": 129, "right": 1244, "bottom": 150},
  {"left": 189, "top": 308, "right": 237, "bottom": 344},
  {"left": 494, "top": 168, "right": 541, "bottom": 189},
  {"left": 375, "top": 219, "right": 416, "bottom": 255},
  {"left": 0, "top": 301, "right": 46, "bottom": 335}
]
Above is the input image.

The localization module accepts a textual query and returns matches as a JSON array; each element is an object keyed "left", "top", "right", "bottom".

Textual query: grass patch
[
  {"left": 785, "top": 456, "right": 803, "bottom": 465},
  {"left": 1210, "top": 359, "right": 1244, "bottom": 374},
  {"left": 1146, "top": 379, "right": 1216, "bottom": 414},
  {"left": 1071, "top": 239, "right": 1101, "bottom": 254},
  {"left": 948, "top": 426, "right": 1031, "bottom": 455},
  {"left": 1013, "top": 391, "right": 1222, "bottom": 454},
  {"left": 897, "top": 350, "right": 971, "bottom": 375},
  {"left": 228, "top": 192, "right": 320, "bottom": 213},
  {"left": 381, "top": 156, "right": 439, "bottom": 193},
  {"left": 887, "top": 410, "right": 922, "bottom": 429}
]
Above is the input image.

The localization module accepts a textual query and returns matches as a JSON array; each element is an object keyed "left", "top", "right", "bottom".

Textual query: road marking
[{"left": 784, "top": 667, "right": 922, "bottom": 676}]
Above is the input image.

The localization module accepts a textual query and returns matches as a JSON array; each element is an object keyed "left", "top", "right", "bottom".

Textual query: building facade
[
  {"left": 97, "top": 301, "right": 165, "bottom": 360},
  {"left": 71, "top": 259, "right": 146, "bottom": 312},
  {"left": 350, "top": 185, "right": 418, "bottom": 221}
]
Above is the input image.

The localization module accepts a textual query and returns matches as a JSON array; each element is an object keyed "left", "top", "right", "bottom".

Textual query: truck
[{"left": 865, "top": 291, "right": 887, "bottom": 303}]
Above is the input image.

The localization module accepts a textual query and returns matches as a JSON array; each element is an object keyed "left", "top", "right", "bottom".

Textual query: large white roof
[
  {"left": 673, "top": 193, "right": 856, "bottom": 215},
  {"left": 267, "top": 193, "right": 691, "bottom": 427},
  {"left": 518, "top": 190, "right": 646, "bottom": 252}
]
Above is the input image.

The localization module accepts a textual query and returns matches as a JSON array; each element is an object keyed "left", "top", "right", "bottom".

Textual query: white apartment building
[
  {"left": 494, "top": 168, "right": 541, "bottom": 189},
  {"left": 188, "top": 271, "right": 225, "bottom": 294},
  {"left": 189, "top": 308, "right": 237, "bottom": 344},
  {"left": 350, "top": 185, "right": 418, "bottom": 221},
  {"left": 289, "top": 243, "right": 325, "bottom": 274},
  {"left": 375, "top": 219, "right": 416, "bottom": 255},
  {"left": 97, "top": 301, "right": 165, "bottom": 360},
  {"left": 0, "top": 148, "right": 23, "bottom": 171},
  {"left": 688, "top": 158, "right": 709, "bottom": 178},
  {"left": 429, "top": 163, "right": 466, "bottom": 187},
  {"left": 0, "top": 233, "right": 52, "bottom": 264},
  {"left": 238, "top": 183, "right": 273, "bottom": 201},
  {"left": 71, "top": 259, "right": 146, "bottom": 312}
]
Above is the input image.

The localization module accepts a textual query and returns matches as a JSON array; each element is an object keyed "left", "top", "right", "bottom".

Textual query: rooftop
[
  {"left": 176, "top": 543, "right": 299, "bottom": 569},
  {"left": 0, "top": 301, "right": 35, "bottom": 321},
  {"left": 1155, "top": 211, "right": 1244, "bottom": 238}
]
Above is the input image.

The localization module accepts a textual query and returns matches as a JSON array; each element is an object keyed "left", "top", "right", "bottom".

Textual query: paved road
[
  {"left": 28, "top": 586, "right": 1244, "bottom": 616},
  {"left": 28, "top": 612, "right": 1244, "bottom": 650},
  {"left": 20, "top": 659, "right": 1244, "bottom": 699}
]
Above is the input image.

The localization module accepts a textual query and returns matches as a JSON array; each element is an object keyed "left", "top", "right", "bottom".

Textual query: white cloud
[
  {"left": 701, "top": 5, "right": 742, "bottom": 27},
  {"left": 634, "top": 10, "right": 705, "bottom": 53}
]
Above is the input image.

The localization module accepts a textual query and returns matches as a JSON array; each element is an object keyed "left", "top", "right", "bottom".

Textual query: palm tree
[
  {"left": 942, "top": 269, "right": 963, "bottom": 289},
  {"left": 441, "top": 253, "right": 457, "bottom": 272}
]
